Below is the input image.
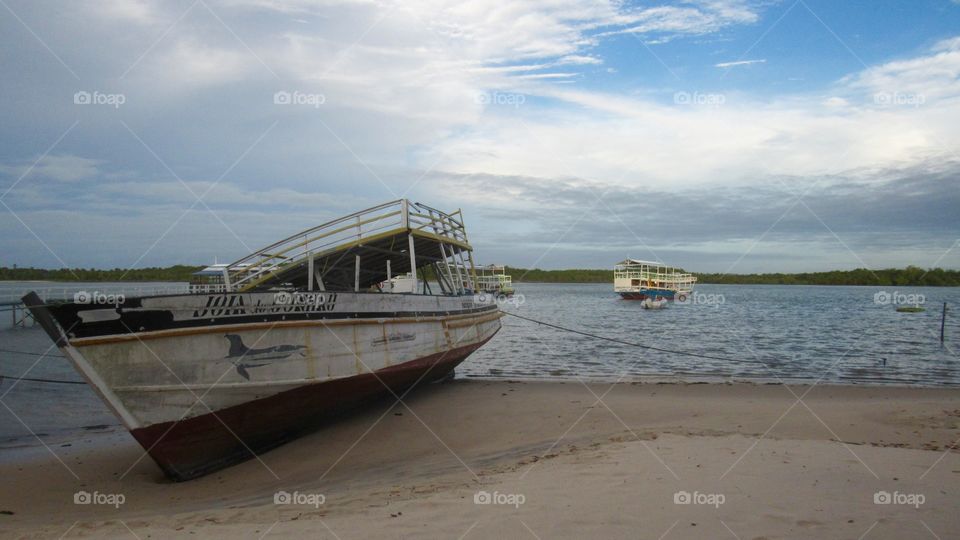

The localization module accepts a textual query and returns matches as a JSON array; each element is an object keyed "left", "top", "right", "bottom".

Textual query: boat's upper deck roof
[
  {"left": 193, "top": 263, "right": 252, "bottom": 276},
  {"left": 194, "top": 264, "right": 229, "bottom": 276},
  {"left": 476, "top": 264, "right": 507, "bottom": 274},
  {"left": 222, "top": 200, "right": 472, "bottom": 292},
  {"left": 616, "top": 258, "right": 665, "bottom": 267}
]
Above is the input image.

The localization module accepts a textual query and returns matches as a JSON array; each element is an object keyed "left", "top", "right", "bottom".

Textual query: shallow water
[
  {"left": 1, "top": 281, "right": 957, "bottom": 443},
  {"left": 462, "top": 283, "right": 960, "bottom": 386}
]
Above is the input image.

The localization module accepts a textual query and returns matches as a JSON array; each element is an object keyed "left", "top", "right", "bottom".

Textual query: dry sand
[{"left": 1, "top": 380, "right": 958, "bottom": 539}]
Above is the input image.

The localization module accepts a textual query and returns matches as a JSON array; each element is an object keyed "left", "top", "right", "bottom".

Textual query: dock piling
[{"left": 942, "top": 302, "right": 948, "bottom": 343}]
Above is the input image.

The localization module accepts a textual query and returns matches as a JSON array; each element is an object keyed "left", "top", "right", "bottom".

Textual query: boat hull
[
  {"left": 477, "top": 288, "right": 514, "bottom": 298},
  {"left": 24, "top": 291, "right": 501, "bottom": 480},
  {"left": 618, "top": 289, "right": 683, "bottom": 301}
]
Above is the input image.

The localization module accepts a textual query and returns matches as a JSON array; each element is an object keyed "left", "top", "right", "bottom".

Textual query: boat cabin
[
  {"left": 474, "top": 264, "right": 514, "bottom": 296},
  {"left": 209, "top": 200, "right": 478, "bottom": 296}
]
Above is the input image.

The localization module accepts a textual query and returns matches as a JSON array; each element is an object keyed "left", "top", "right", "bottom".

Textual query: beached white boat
[
  {"left": 614, "top": 259, "right": 696, "bottom": 301},
  {"left": 25, "top": 200, "right": 501, "bottom": 481}
]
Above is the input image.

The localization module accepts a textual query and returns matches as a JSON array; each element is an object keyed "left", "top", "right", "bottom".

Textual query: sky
[{"left": 1, "top": 0, "right": 958, "bottom": 273}]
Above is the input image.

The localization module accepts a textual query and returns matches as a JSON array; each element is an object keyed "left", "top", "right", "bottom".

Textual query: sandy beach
[{"left": 1, "top": 380, "right": 958, "bottom": 539}]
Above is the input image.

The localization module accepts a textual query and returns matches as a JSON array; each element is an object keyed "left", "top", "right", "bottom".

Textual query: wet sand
[{"left": 1, "top": 380, "right": 958, "bottom": 539}]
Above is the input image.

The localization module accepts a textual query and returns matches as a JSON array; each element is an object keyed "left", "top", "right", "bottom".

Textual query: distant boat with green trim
[
  {"left": 614, "top": 259, "right": 696, "bottom": 302},
  {"left": 475, "top": 264, "right": 515, "bottom": 297}
]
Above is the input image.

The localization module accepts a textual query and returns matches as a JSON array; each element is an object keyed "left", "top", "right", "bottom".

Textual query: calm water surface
[
  {"left": 1, "top": 281, "right": 958, "bottom": 443},
  {"left": 463, "top": 283, "right": 960, "bottom": 386}
]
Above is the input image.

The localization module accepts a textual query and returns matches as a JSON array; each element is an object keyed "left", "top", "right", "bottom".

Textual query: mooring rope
[
  {"left": 0, "top": 348, "right": 78, "bottom": 385},
  {"left": 0, "top": 374, "right": 86, "bottom": 385},
  {"left": 504, "top": 311, "right": 769, "bottom": 365},
  {"left": 0, "top": 347, "right": 65, "bottom": 358}
]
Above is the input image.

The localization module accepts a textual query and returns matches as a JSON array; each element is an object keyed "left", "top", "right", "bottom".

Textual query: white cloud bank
[{"left": 426, "top": 36, "right": 960, "bottom": 190}]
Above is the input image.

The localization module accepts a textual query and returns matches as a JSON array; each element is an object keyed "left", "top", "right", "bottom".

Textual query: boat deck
[{"left": 214, "top": 200, "right": 478, "bottom": 294}]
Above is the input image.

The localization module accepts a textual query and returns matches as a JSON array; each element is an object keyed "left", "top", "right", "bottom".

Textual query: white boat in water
[
  {"left": 474, "top": 264, "right": 515, "bottom": 296},
  {"left": 25, "top": 200, "right": 502, "bottom": 481},
  {"left": 613, "top": 259, "right": 696, "bottom": 302}
]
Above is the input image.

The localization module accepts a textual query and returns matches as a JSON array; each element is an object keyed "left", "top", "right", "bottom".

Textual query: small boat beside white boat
[
  {"left": 614, "top": 259, "right": 696, "bottom": 302},
  {"left": 640, "top": 297, "right": 669, "bottom": 309},
  {"left": 24, "top": 199, "right": 501, "bottom": 481}
]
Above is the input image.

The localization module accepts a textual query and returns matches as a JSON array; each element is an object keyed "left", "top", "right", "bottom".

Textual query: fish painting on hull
[{"left": 224, "top": 334, "right": 308, "bottom": 380}]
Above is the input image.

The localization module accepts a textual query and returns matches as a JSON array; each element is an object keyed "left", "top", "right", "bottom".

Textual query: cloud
[
  {"left": 596, "top": 1, "right": 759, "bottom": 39},
  {"left": 0, "top": 171, "right": 382, "bottom": 267},
  {"left": 418, "top": 161, "right": 960, "bottom": 271},
  {"left": 0, "top": 0, "right": 956, "bottom": 271},
  {"left": 0, "top": 155, "right": 103, "bottom": 183},
  {"left": 556, "top": 54, "right": 603, "bottom": 65},
  {"left": 433, "top": 161, "right": 960, "bottom": 244},
  {"left": 422, "top": 35, "right": 960, "bottom": 190},
  {"left": 514, "top": 72, "right": 579, "bottom": 80},
  {"left": 90, "top": 0, "right": 160, "bottom": 24},
  {"left": 423, "top": 91, "right": 959, "bottom": 191},
  {"left": 841, "top": 35, "right": 960, "bottom": 103},
  {"left": 6, "top": 158, "right": 955, "bottom": 271},
  {"left": 148, "top": 39, "right": 256, "bottom": 89},
  {"left": 714, "top": 59, "right": 765, "bottom": 68},
  {"left": 225, "top": 0, "right": 761, "bottom": 67}
]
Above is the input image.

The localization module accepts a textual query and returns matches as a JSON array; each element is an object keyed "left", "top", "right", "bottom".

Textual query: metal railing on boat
[{"left": 221, "top": 199, "right": 477, "bottom": 293}]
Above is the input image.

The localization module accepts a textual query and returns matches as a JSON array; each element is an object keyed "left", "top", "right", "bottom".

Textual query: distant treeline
[
  {"left": 507, "top": 266, "right": 960, "bottom": 286},
  {"left": 695, "top": 266, "right": 960, "bottom": 286},
  {"left": 0, "top": 265, "right": 203, "bottom": 282},
  {"left": 2, "top": 265, "right": 958, "bottom": 286},
  {"left": 505, "top": 267, "right": 611, "bottom": 283}
]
